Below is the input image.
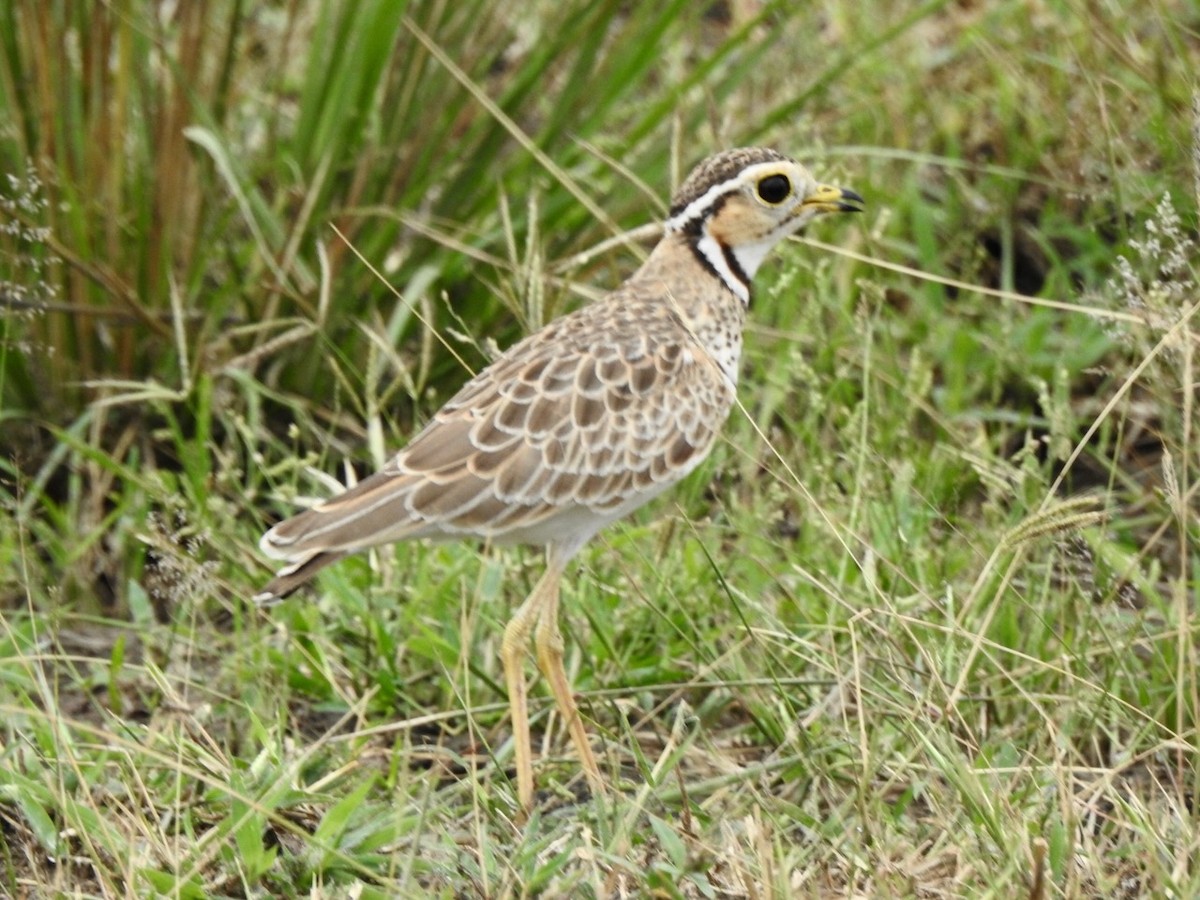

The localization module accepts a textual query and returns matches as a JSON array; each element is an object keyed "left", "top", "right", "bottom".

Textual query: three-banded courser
[{"left": 258, "top": 147, "right": 863, "bottom": 812}]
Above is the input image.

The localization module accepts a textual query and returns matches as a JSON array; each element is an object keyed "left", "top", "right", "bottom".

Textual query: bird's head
[{"left": 665, "top": 148, "right": 863, "bottom": 300}]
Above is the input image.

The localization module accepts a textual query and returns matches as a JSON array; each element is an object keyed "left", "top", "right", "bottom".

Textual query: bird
[{"left": 257, "top": 147, "right": 863, "bottom": 813}]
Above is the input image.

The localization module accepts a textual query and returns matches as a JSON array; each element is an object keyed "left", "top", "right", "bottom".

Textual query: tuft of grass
[{"left": 3, "top": 0, "right": 1199, "bottom": 896}]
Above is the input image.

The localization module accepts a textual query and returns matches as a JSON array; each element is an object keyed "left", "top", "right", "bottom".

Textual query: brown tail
[{"left": 254, "top": 550, "right": 348, "bottom": 603}]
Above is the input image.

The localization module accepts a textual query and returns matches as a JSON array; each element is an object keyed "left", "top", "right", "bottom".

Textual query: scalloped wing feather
[{"left": 259, "top": 291, "right": 734, "bottom": 568}]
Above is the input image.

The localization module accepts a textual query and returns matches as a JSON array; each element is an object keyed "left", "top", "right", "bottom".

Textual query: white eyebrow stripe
[{"left": 664, "top": 161, "right": 788, "bottom": 232}]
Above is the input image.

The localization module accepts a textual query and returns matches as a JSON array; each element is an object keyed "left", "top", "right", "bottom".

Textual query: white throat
[
  {"left": 728, "top": 237, "right": 777, "bottom": 279},
  {"left": 690, "top": 218, "right": 804, "bottom": 304}
]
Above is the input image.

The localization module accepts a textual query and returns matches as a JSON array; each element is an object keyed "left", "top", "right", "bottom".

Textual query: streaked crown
[{"left": 668, "top": 147, "right": 792, "bottom": 218}]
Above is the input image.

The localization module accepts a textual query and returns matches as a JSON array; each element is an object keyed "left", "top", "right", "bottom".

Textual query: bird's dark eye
[{"left": 756, "top": 174, "right": 791, "bottom": 204}]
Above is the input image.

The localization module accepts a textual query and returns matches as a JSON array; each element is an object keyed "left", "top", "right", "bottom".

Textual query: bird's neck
[
  {"left": 633, "top": 232, "right": 748, "bottom": 385},
  {"left": 662, "top": 219, "right": 754, "bottom": 304}
]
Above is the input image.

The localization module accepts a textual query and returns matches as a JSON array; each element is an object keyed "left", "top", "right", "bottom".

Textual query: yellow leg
[
  {"left": 534, "top": 580, "right": 605, "bottom": 799},
  {"left": 500, "top": 556, "right": 565, "bottom": 813}
]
